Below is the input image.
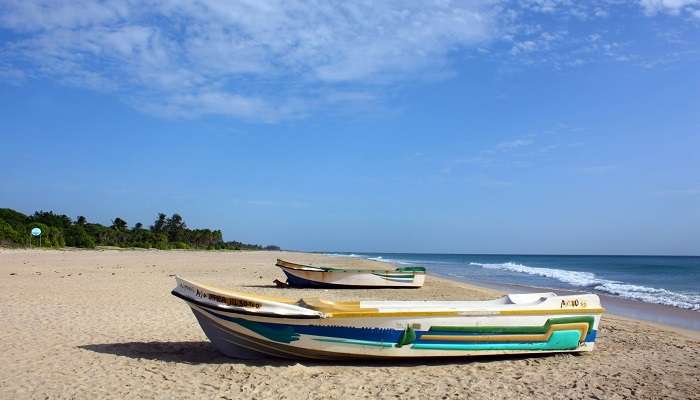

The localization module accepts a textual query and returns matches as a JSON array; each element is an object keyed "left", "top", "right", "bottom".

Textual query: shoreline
[
  {"left": 2, "top": 247, "right": 695, "bottom": 333},
  {"left": 426, "top": 272, "right": 700, "bottom": 335},
  {"left": 319, "top": 252, "right": 700, "bottom": 334},
  {"left": 424, "top": 273, "right": 700, "bottom": 339},
  {"left": 4, "top": 246, "right": 696, "bottom": 333}
]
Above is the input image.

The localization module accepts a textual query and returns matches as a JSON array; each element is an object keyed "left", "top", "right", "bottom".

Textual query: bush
[
  {"left": 173, "top": 241, "right": 191, "bottom": 249},
  {"left": 0, "top": 218, "right": 23, "bottom": 246},
  {"left": 48, "top": 226, "right": 65, "bottom": 248},
  {"left": 0, "top": 208, "right": 28, "bottom": 227},
  {"left": 64, "top": 225, "right": 96, "bottom": 248}
]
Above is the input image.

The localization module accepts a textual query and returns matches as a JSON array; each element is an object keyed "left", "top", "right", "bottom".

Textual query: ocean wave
[
  {"left": 594, "top": 282, "right": 700, "bottom": 311},
  {"left": 367, "top": 256, "right": 411, "bottom": 265},
  {"left": 326, "top": 253, "right": 413, "bottom": 265},
  {"left": 469, "top": 262, "right": 700, "bottom": 311},
  {"left": 471, "top": 262, "right": 599, "bottom": 287}
]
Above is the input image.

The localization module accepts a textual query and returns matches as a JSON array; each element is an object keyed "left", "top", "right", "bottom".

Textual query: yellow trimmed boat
[{"left": 172, "top": 276, "right": 603, "bottom": 360}]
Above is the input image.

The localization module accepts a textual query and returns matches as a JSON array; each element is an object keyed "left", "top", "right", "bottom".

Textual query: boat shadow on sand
[{"left": 79, "top": 341, "right": 567, "bottom": 367}]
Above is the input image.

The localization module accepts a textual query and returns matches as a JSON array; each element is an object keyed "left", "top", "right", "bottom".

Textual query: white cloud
[
  {"left": 639, "top": 0, "right": 700, "bottom": 15},
  {"left": 594, "top": 8, "right": 609, "bottom": 18},
  {"left": 139, "top": 90, "right": 303, "bottom": 122},
  {"left": 495, "top": 138, "right": 535, "bottom": 150},
  {"left": 509, "top": 30, "right": 565, "bottom": 56},
  {"left": 0, "top": 0, "right": 129, "bottom": 31},
  {"left": 159, "top": 1, "right": 499, "bottom": 83},
  {"left": 1, "top": 0, "right": 699, "bottom": 121},
  {"left": 510, "top": 40, "right": 539, "bottom": 55},
  {"left": 519, "top": 0, "right": 571, "bottom": 14},
  {"left": 516, "top": 0, "right": 611, "bottom": 20},
  {"left": 0, "top": 0, "right": 500, "bottom": 121}
]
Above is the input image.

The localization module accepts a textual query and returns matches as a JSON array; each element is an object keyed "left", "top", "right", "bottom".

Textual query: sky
[{"left": 1, "top": 0, "right": 699, "bottom": 255}]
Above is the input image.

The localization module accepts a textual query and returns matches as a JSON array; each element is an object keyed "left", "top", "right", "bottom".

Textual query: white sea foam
[
  {"left": 594, "top": 282, "right": 700, "bottom": 311},
  {"left": 326, "top": 253, "right": 412, "bottom": 264},
  {"left": 470, "top": 262, "right": 700, "bottom": 311},
  {"left": 367, "top": 256, "right": 411, "bottom": 265},
  {"left": 471, "top": 262, "right": 599, "bottom": 287},
  {"left": 325, "top": 253, "right": 362, "bottom": 258}
]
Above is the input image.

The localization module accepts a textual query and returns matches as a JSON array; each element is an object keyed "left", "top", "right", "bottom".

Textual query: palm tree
[
  {"left": 111, "top": 217, "right": 128, "bottom": 231},
  {"left": 151, "top": 213, "right": 167, "bottom": 233}
]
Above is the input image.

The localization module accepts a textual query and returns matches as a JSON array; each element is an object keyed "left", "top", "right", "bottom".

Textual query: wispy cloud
[
  {"left": 495, "top": 138, "right": 535, "bottom": 151},
  {"left": 441, "top": 134, "right": 536, "bottom": 174},
  {"left": 577, "top": 164, "right": 617, "bottom": 174},
  {"left": 442, "top": 124, "right": 591, "bottom": 176},
  {"left": 539, "top": 144, "right": 559, "bottom": 153},
  {"left": 1, "top": 1, "right": 698, "bottom": 121},
  {"left": 0, "top": 1, "right": 499, "bottom": 121},
  {"left": 640, "top": 0, "right": 700, "bottom": 16},
  {"left": 479, "top": 178, "right": 514, "bottom": 187}
]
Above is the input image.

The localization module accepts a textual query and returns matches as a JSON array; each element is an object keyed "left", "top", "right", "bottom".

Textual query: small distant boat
[
  {"left": 172, "top": 276, "right": 603, "bottom": 360},
  {"left": 275, "top": 259, "right": 426, "bottom": 288}
]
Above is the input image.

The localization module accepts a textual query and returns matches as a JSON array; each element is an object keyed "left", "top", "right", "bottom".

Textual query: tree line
[{"left": 0, "top": 208, "right": 280, "bottom": 251}]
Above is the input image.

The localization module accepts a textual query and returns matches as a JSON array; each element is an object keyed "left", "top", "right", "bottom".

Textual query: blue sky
[{"left": 1, "top": 1, "right": 699, "bottom": 255}]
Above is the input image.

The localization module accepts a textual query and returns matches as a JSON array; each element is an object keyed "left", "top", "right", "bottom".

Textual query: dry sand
[{"left": 0, "top": 249, "right": 698, "bottom": 399}]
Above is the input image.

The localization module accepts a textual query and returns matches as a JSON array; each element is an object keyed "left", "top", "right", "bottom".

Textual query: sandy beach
[{"left": 1, "top": 249, "right": 698, "bottom": 399}]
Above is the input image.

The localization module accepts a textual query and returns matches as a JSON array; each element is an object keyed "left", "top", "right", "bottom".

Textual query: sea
[{"left": 324, "top": 252, "right": 700, "bottom": 329}]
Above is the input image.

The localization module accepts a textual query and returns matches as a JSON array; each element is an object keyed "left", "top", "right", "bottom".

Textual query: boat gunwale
[
  {"left": 172, "top": 287, "right": 604, "bottom": 320},
  {"left": 276, "top": 259, "right": 426, "bottom": 274},
  {"left": 171, "top": 290, "right": 323, "bottom": 319},
  {"left": 323, "top": 308, "right": 605, "bottom": 318}
]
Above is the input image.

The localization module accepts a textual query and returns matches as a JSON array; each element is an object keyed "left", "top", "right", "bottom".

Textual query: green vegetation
[{"left": 0, "top": 208, "right": 280, "bottom": 251}]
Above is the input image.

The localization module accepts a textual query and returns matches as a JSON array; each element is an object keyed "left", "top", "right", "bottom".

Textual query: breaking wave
[
  {"left": 470, "top": 262, "right": 700, "bottom": 311},
  {"left": 367, "top": 256, "right": 411, "bottom": 265}
]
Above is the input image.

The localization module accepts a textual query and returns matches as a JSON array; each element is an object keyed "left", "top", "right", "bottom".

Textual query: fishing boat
[
  {"left": 172, "top": 276, "right": 603, "bottom": 360},
  {"left": 275, "top": 259, "right": 426, "bottom": 288}
]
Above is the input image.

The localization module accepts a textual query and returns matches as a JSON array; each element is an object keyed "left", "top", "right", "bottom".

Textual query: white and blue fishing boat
[
  {"left": 172, "top": 276, "right": 603, "bottom": 360},
  {"left": 275, "top": 259, "right": 426, "bottom": 288}
]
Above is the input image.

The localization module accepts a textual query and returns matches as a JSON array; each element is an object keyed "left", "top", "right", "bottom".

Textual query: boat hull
[
  {"left": 172, "top": 278, "right": 602, "bottom": 360},
  {"left": 277, "top": 259, "right": 426, "bottom": 288},
  {"left": 186, "top": 302, "right": 598, "bottom": 360}
]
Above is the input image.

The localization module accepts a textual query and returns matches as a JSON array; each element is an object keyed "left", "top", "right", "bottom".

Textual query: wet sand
[{"left": 1, "top": 249, "right": 698, "bottom": 399}]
